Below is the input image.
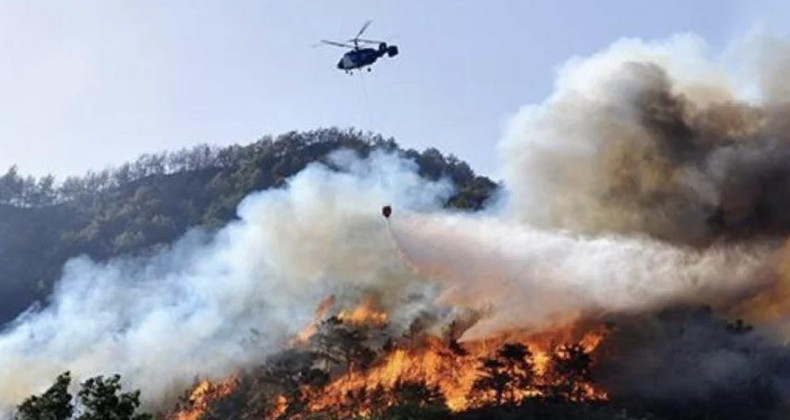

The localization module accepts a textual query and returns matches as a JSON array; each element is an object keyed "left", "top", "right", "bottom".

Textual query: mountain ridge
[{"left": 0, "top": 127, "right": 497, "bottom": 325}]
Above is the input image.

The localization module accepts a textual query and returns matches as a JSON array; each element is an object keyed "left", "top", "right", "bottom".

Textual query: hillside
[
  {"left": 8, "top": 126, "right": 789, "bottom": 420},
  {"left": 0, "top": 128, "right": 497, "bottom": 325}
]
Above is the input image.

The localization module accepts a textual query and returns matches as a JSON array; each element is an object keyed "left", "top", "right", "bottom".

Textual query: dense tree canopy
[
  {"left": 15, "top": 372, "right": 151, "bottom": 420},
  {"left": 0, "top": 128, "right": 498, "bottom": 325},
  {"left": 15, "top": 372, "right": 73, "bottom": 420}
]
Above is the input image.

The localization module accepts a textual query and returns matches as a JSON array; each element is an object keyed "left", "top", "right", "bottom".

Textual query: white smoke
[
  {"left": 390, "top": 213, "right": 777, "bottom": 341},
  {"left": 0, "top": 151, "right": 450, "bottom": 413}
]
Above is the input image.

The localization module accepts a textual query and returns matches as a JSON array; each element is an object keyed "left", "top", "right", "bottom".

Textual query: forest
[
  {"left": 15, "top": 306, "right": 779, "bottom": 420},
  {"left": 0, "top": 127, "right": 496, "bottom": 324},
  {"left": 6, "top": 128, "right": 788, "bottom": 420}
]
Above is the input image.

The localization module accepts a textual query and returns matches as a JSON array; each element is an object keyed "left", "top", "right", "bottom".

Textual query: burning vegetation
[
  {"left": 172, "top": 375, "right": 240, "bottom": 420},
  {"left": 162, "top": 293, "right": 790, "bottom": 420},
  {"left": 168, "top": 298, "right": 611, "bottom": 419}
]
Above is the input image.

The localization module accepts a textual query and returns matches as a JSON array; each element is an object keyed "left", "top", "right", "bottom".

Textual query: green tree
[
  {"left": 76, "top": 374, "right": 152, "bottom": 420},
  {"left": 15, "top": 371, "right": 74, "bottom": 420},
  {"left": 36, "top": 174, "right": 58, "bottom": 206},
  {"left": 0, "top": 165, "right": 24, "bottom": 205}
]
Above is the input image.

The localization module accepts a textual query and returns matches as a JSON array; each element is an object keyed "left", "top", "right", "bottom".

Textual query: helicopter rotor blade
[
  {"left": 320, "top": 40, "right": 354, "bottom": 48},
  {"left": 355, "top": 38, "right": 386, "bottom": 44},
  {"left": 355, "top": 20, "right": 372, "bottom": 40}
]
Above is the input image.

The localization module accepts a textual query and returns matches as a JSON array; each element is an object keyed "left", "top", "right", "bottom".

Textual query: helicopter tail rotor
[{"left": 386, "top": 45, "right": 399, "bottom": 57}]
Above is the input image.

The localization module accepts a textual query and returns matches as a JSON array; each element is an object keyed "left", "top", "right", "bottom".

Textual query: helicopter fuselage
[
  {"left": 336, "top": 43, "right": 398, "bottom": 72},
  {"left": 337, "top": 48, "right": 381, "bottom": 70}
]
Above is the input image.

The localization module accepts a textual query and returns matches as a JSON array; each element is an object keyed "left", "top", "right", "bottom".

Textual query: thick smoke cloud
[
  {"left": 381, "top": 34, "right": 790, "bottom": 341},
  {"left": 0, "top": 151, "right": 449, "bottom": 413},
  {"left": 500, "top": 34, "right": 790, "bottom": 245}
]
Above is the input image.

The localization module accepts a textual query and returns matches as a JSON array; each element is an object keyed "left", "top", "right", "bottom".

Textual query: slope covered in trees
[
  {"left": 19, "top": 308, "right": 780, "bottom": 419},
  {"left": 8, "top": 128, "right": 787, "bottom": 420},
  {"left": 0, "top": 128, "right": 497, "bottom": 324}
]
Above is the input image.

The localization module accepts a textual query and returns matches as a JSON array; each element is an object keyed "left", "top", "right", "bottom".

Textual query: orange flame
[
  {"left": 306, "top": 327, "right": 608, "bottom": 415},
  {"left": 170, "top": 298, "right": 610, "bottom": 419},
  {"left": 271, "top": 394, "right": 289, "bottom": 418},
  {"left": 337, "top": 295, "right": 388, "bottom": 327},
  {"left": 170, "top": 375, "right": 239, "bottom": 420},
  {"left": 294, "top": 295, "right": 337, "bottom": 343},
  {"left": 293, "top": 295, "right": 388, "bottom": 346}
]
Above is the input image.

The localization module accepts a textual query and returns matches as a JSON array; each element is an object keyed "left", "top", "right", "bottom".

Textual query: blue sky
[{"left": 0, "top": 1, "right": 786, "bottom": 177}]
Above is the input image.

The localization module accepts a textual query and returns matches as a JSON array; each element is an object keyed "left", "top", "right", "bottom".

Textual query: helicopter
[{"left": 319, "top": 21, "right": 399, "bottom": 74}]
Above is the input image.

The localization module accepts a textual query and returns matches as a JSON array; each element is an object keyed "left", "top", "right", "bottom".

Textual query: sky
[{"left": 0, "top": 0, "right": 787, "bottom": 178}]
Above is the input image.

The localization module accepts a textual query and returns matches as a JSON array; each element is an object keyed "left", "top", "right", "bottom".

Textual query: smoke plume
[
  {"left": 0, "top": 151, "right": 449, "bottom": 413},
  {"left": 4, "top": 32, "right": 790, "bottom": 414},
  {"left": 501, "top": 33, "right": 790, "bottom": 245},
  {"left": 382, "top": 33, "right": 790, "bottom": 340},
  {"left": 389, "top": 213, "right": 777, "bottom": 341}
]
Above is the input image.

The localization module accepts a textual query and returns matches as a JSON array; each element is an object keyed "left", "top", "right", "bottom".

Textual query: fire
[
  {"left": 294, "top": 295, "right": 388, "bottom": 345},
  {"left": 307, "top": 336, "right": 472, "bottom": 412},
  {"left": 170, "top": 375, "right": 239, "bottom": 420},
  {"left": 169, "top": 298, "right": 610, "bottom": 419},
  {"left": 306, "top": 326, "right": 609, "bottom": 415},
  {"left": 294, "top": 295, "right": 337, "bottom": 343},
  {"left": 271, "top": 394, "right": 289, "bottom": 418},
  {"left": 336, "top": 295, "right": 388, "bottom": 326}
]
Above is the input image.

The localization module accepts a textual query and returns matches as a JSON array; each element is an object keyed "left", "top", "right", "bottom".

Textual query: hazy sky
[{"left": 0, "top": 1, "right": 787, "bottom": 178}]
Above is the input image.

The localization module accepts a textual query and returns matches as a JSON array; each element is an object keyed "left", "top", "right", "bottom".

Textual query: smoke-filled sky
[{"left": 1, "top": 0, "right": 788, "bottom": 177}]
